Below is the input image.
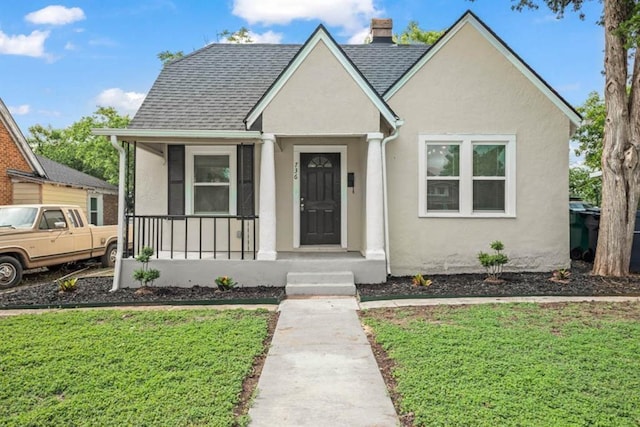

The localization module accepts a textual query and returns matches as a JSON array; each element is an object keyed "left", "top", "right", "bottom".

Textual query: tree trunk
[{"left": 592, "top": 0, "right": 639, "bottom": 276}]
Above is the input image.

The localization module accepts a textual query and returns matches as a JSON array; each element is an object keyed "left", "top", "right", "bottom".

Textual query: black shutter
[
  {"left": 168, "top": 145, "right": 185, "bottom": 215},
  {"left": 237, "top": 144, "right": 254, "bottom": 217}
]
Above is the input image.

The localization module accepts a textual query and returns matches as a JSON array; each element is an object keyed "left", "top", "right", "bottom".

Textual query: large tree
[
  {"left": 395, "top": 21, "right": 444, "bottom": 44},
  {"left": 471, "top": 0, "right": 639, "bottom": 276},
  {"left": 28, "top": 107, "right": 130, "bottom": 185}
]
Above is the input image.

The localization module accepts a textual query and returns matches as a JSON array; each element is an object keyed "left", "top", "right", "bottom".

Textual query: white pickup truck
[{"left": 0, "top": 204, "right": 119, "bottom": 288}]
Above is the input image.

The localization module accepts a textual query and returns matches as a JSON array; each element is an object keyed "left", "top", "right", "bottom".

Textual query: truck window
[
  {"left": 72, "top": 209, "right": 84, "bottom": 227},
  {"left": 66, "top": 210, "right": 79, "bottom": 227},
  {"left": 39, "top": 210, "right": 67, "bottom": 230}
]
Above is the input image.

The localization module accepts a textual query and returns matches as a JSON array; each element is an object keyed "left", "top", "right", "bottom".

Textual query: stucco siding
[
  {"left": 274, "top": 137, "right": 365, "bottom": 252},
  {"left": 135, "top": 147, "right": 168, "bottom": 215},
  {"left": 262, "top": 41, "right": 381, "bottom": 135},
  {"left": 386, "top": 23, "right": 571, "bottom": 274}
]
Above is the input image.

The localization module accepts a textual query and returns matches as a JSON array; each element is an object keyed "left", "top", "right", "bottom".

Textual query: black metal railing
[{"left": 125, "top": 214, "right": 258, "bottom": 260}]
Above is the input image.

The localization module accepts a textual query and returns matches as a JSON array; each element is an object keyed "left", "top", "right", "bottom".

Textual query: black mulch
[
  {"left": 0, "top": 278, "right": 285, "bottom": 308},
  {"left": 2, "top": 261, "right": 640, "bottom": 309},
  {"left": 358, "top": 261, "right": 640, "bottom": 299}
]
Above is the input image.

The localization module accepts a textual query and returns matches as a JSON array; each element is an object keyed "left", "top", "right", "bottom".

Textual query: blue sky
[{"left": 1, "top": 0, "right": 603, "bottom": 139}]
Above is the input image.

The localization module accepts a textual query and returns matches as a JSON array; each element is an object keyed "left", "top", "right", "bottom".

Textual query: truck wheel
[
  {"left": 0, "top": 256, "right": 23, "bottom": 289},
  {"left": 101, "top": 243, "right": 117, "bottom": 268}
]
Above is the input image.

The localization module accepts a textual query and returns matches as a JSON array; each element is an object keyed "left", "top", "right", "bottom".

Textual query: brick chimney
[{"left": 370, "top": 18, "right": 393, "bottom": 44}]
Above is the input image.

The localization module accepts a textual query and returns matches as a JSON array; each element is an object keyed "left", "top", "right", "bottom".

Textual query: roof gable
[
  {"left": 384, "top": 11, "right": 582, "bottom": 126},
  {"left": 0, "top": 98, "right": 46, "bottom": 177},
  {"left": 244, "top": 25, "right": 399, "bottom": 130}
]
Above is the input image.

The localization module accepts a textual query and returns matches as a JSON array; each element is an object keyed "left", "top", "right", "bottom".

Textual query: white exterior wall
[
  {"left": 386, "top": 23, "right": 571, "bottom": 274},
  {"left": 135, "top": 147, "right": 167, "bottom": 215},
  {"left": 262, "top": 40, "right": 380, "bottom": 135}
]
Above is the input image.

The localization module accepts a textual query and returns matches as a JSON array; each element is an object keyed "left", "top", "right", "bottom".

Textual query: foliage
[
  {"left": 411, "top": 274, "right": 432, "bottom": 287},
  {"left": 470, "top": 0, "right": 639, "bottom": 277},
  {"left": 477, "top": 240, "right": 509, "bottom": 281},
  {"left": 27, "top": 107, "right": 130, "bottom": 185},
  {"left": 57, "top": 277, "right": 78, "bottom": 292},
  {"left": 218, "top": 27, "right": 253, "bottom": 43},
  {"left": 133, "top": 246, "right": 160, "bottom": 287},
  {"left": 0, "top": 309, "right": 273, "bottom": 426},
  {"left": 362, "top": 302, "right": 640, "bottom": 426},
  {"left": 569, "top": 166, "right": 601, "bottom": 205},
  {"left": 552, "top": 268, "right": 572, "bottom": 281},
  {"left": 157, "top": 50, "right": 184, "bottom": 65},
  {"left": 574, "top": 91, "right": 606, "bottom": 171},
  {"left": 215, "top": 275, "right": 237, "bottom": 291},
  {"left": 394, "top": 21, "right": 444, "bottom": 45}
]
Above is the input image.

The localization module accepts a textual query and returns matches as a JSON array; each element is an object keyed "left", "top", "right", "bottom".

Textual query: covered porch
[{"left": 95, "top": 129, "right": 392, "bottom": 289}]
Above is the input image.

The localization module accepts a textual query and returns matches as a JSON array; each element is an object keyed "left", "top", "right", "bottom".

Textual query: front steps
[{"left": 286, "top": 271, "right": 356, "bottom": 296}]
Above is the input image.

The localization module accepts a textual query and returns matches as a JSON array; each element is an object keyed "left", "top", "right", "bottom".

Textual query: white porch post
[
  {"left": 366, "top": 132, "right": 385, "bottom": 260},
  {"left": 257, "top": 133, "right": 277, "bottom": 260}
]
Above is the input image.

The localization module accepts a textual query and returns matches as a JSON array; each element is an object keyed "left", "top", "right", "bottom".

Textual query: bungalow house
[
  {"left": 97, "top": 11, "right": 580, "bottom": 290},
  {"left": 0, "top": 98, "right": 118, "bottom": 225}
]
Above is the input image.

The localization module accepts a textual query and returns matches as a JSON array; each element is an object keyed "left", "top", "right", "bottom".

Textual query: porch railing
[{"left": 125, "top": 214, "right": 258, "bottom": 260}]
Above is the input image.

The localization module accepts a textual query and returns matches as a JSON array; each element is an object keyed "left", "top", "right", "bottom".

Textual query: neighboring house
[
  {"left": 0, "top": 98, "right": 118, "bottom": 225},
  {"left": 97, "top": 11, "right": 581, "bottom": 289}
]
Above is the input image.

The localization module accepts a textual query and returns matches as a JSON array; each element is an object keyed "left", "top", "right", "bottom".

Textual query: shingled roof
[
  {"left": 34, "top": 155, "right": 117, "bottom": 192},
  {"left": 130, "top": 42, "right": 430, "bottom": 131}
]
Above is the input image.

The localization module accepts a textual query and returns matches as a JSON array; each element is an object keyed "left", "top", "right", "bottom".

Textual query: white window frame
[
  {"left": 418, "top": 134, "right": 516, "bottom": 218},
  {"left": 185, "top": 146, "right": 237, "bottom": 215},
  {"left": 87, "top": 194, "right": 103, "bottom": 225}
]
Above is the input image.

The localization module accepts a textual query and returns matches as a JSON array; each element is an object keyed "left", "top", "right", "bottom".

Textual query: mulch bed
[
  {"left": 2, "top": 261, "right": 640, "bottom": 309},
  {"left": 0, "top": 278, "right": 285, "bottom": 308},
  {"left": 357, "top": 261, "right": 640, "bottom": 299}
]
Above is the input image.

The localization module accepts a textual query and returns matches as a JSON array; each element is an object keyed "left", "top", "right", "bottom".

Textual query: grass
[
  {"left": 0, "top": 309, "right": 274, "bottom": 426},
  {"left": 362, "top": 302, "right": 640, "bottom": 426}
]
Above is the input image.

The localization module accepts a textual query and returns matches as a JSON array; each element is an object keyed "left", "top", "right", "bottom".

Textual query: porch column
[
  {"left": 257, "top": 133, "right": 277, "bottom": 260},
  {"left": 366, "top": 132, "right": 385, "bottom": 260}
]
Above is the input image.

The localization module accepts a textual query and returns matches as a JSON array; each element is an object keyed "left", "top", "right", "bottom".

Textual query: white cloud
[
  {"left": 346, "top": 27, "right": 370, "bottom": 44},
  {"left": 221, "top": 30, "right": 284, "bottom": 44},
  {"left": 26, "top": 5, "right": 86, "bottom": 26},
  {"left": 64, "top": 42, "right": 76, "bottom": 50},
  {"left": 232, "top": 0, "right": 381, "bottom": 32},
  {"left": 95, "top": 88, "right": 146, "bottom": 115},
  {"left": 8, "top": 104, "right": 31, "bottom": 115},
  {"left": 0, "top": 30, "right": 49, "bottom": 57}
]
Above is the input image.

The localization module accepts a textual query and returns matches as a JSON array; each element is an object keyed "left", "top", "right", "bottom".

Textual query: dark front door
[{"left": 300, "top": 152, "right": 341, "bottom": 245}]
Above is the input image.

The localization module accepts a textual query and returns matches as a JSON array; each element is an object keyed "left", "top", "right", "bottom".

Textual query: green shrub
[
  {"left": 412, "top": 273, "right": 432, "bottom": 287},
  {"left": 215, "top": 276, "right": 237, "bottom": 291},
  {"left": 57, "top": 277, "right": 78, "bottom": 292},
  {"left": 133, "top": 246, "right": 160, "bottom": 287},
  {"left": 478, "top": 240, "right": 508, "bottom": 281}
]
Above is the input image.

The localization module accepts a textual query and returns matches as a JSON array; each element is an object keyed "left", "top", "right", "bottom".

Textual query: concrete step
[{"left": 286, "top": 271, "right": 356, "bottom": 296}]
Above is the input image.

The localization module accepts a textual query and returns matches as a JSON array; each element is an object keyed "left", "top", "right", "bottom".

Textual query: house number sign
[{"left": 294, "top": 161, "right": 299, "bottom": 180}]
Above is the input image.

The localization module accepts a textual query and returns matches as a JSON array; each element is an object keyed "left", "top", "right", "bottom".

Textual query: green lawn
[
  {"left": 0, "top": 309, "right": 273, "bottom": 426},
  {"left": 362, "top": 302, "right": 640, "bottom": 426}
]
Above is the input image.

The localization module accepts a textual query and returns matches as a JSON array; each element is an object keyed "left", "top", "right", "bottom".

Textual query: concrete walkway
[{"left": 248, "top": 297, "right": 398, "bottom": 427}]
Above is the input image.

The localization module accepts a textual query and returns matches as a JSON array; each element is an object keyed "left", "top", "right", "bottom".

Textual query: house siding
[
  {"left": 41, "top": 184, "right": 88, "bottom": 216},
  {"left": 262, "top": 40, "right": 381, "bottom": 135},
  {"left": 0, "top": 120, "right": 33, "bottom": 205},
  {"left": 103, "top": 193, "right": 118, "bottom": 225},
  {"left": 274, "top": 137, "right": 366, "bottom": 252},
  {"left": 386, "top": 22, "right": 571, "bottom": 274},
  {"left": 12, "top": 182, "right": 41, "bottom": 204}
]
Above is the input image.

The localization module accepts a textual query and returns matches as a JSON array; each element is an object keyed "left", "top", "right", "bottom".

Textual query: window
[
  {"left": 39, "top": 210, "right": 67, "bottom": 230},
  {"left": 418, "top": 135, "right": 516, "bottom": 217},
  {"left": 88, "top": 195, "right": 102, "bottom": 225},
  {"left": 185, "top": 146, "right": 237, "bottom": 215}
]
